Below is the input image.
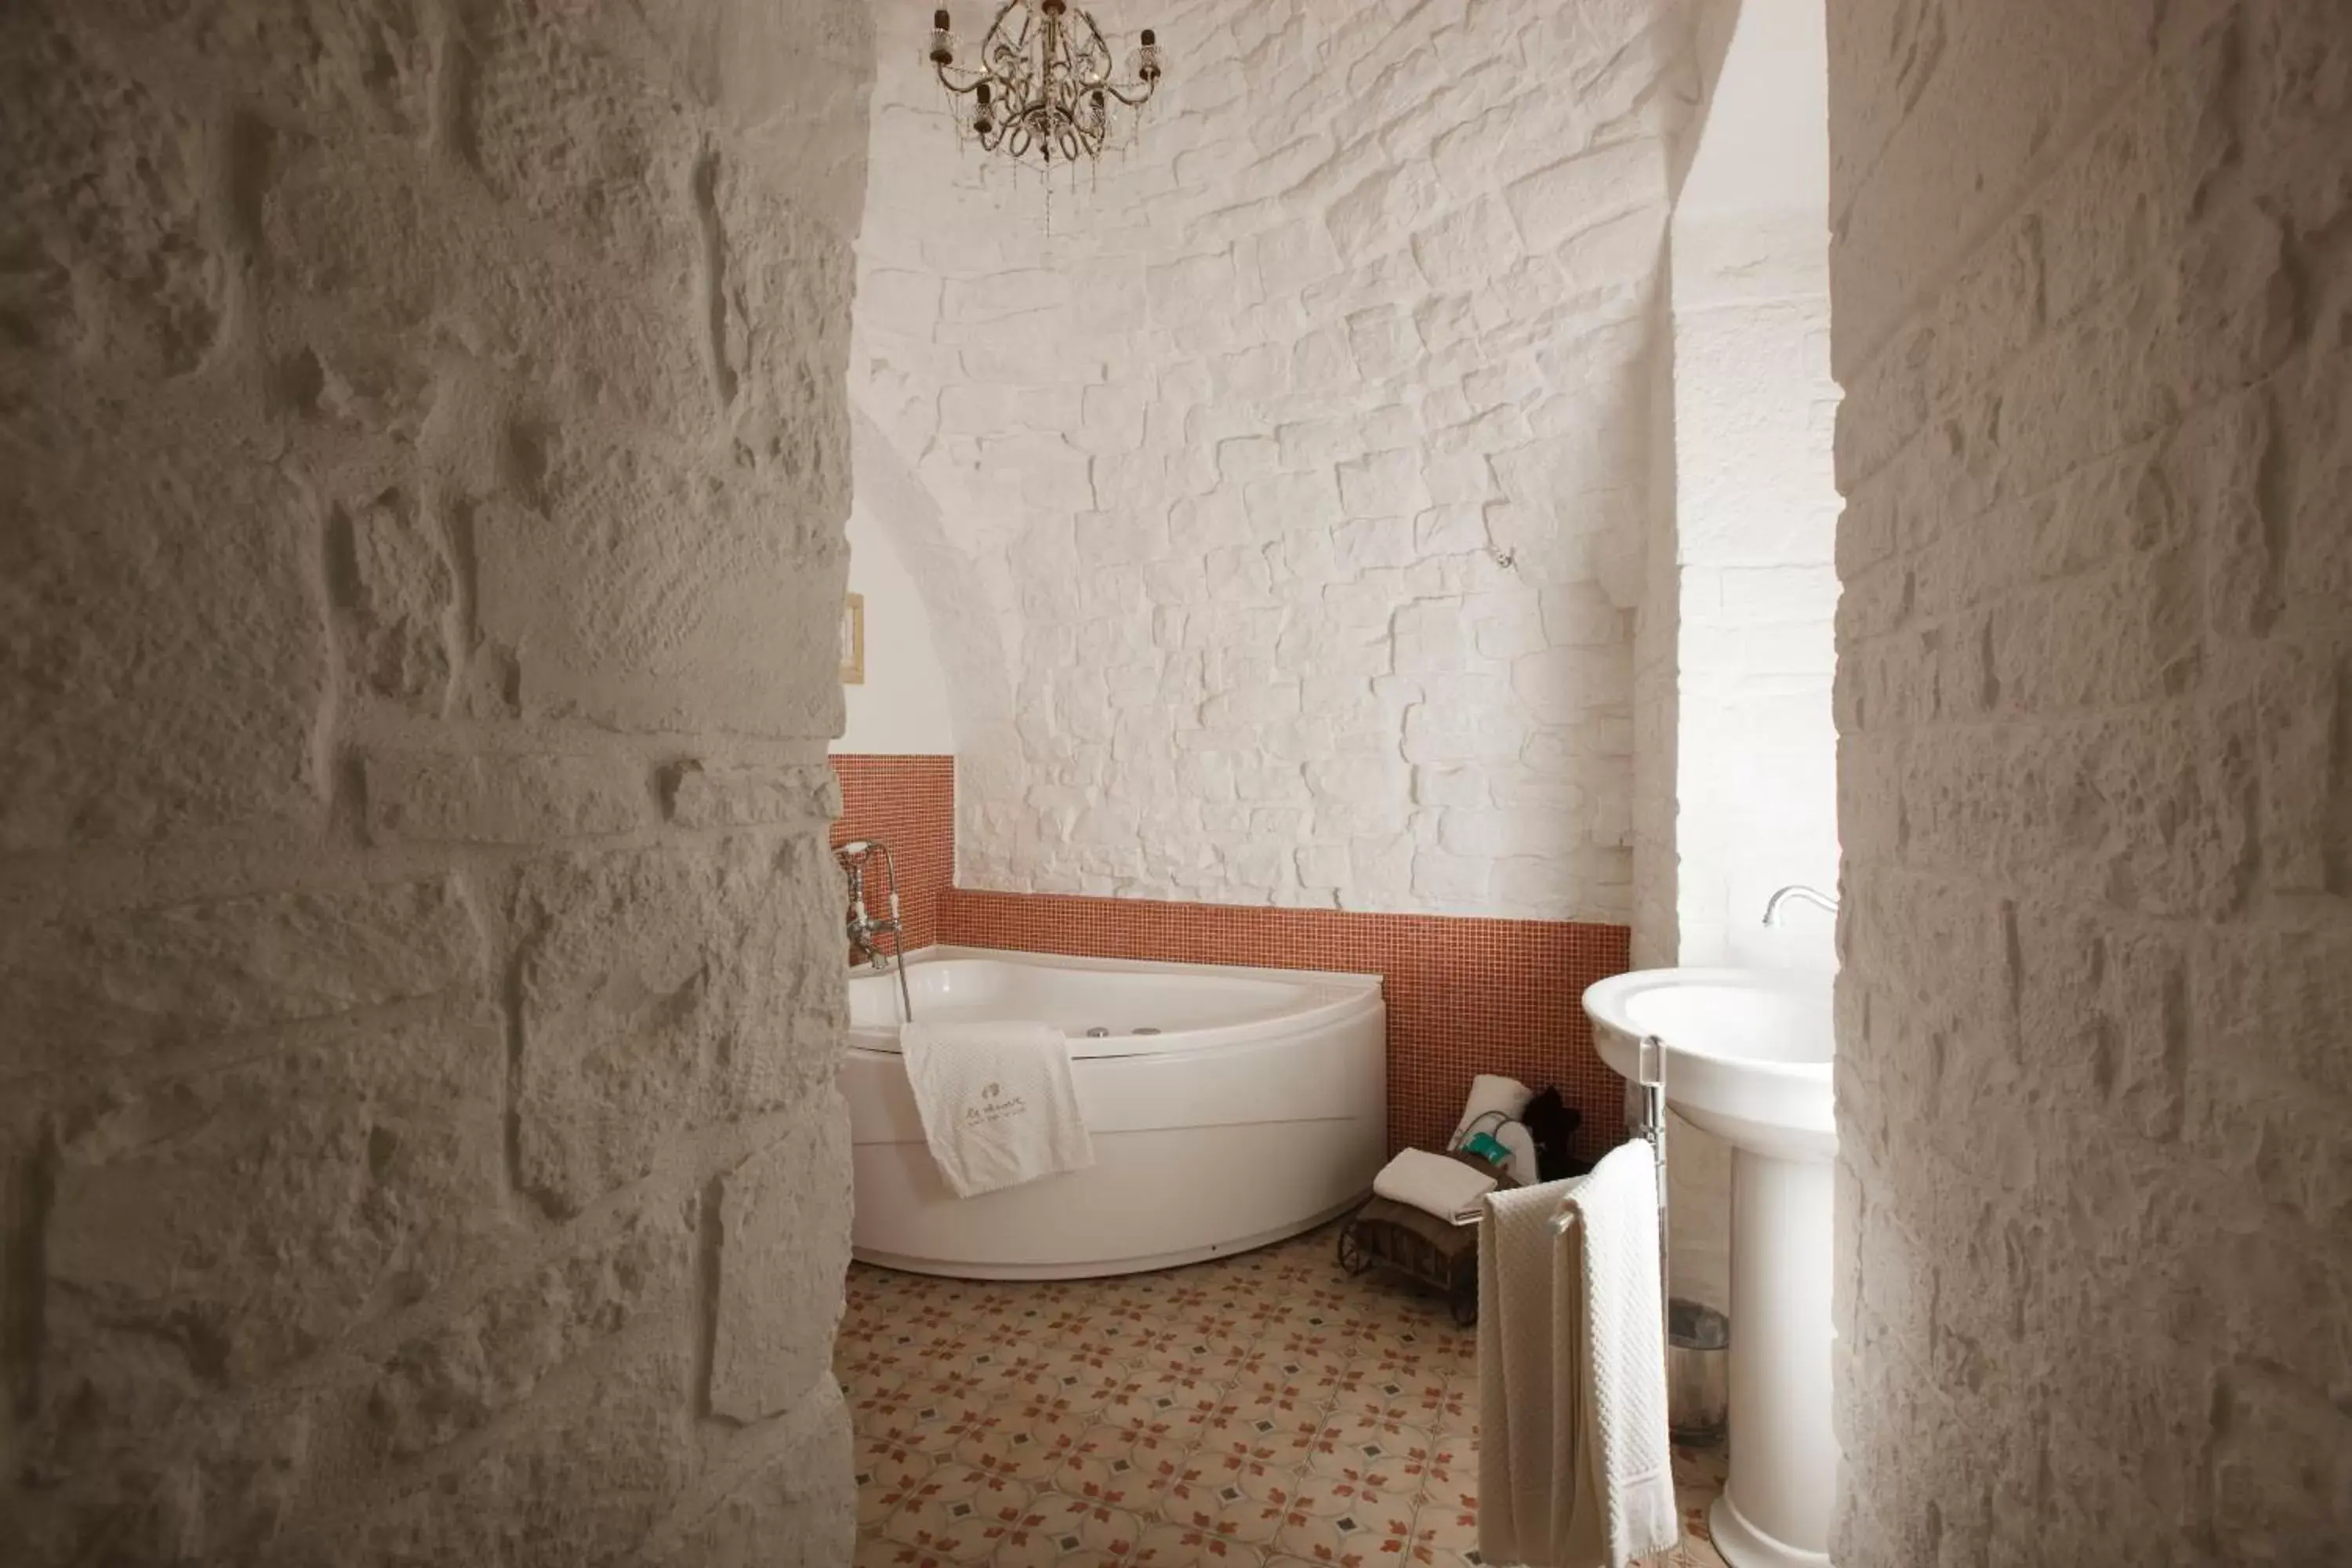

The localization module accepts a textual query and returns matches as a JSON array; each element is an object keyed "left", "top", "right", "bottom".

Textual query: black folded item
[{"left": 1523, "top": 1087, "right": 1591, "bottom": 1181}]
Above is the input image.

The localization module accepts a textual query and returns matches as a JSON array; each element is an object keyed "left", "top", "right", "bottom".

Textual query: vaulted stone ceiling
[{"left": 853, "top": 0, "right": 1699, "bottom": 920}]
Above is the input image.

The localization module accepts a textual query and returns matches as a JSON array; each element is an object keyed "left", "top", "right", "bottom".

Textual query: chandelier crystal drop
[{"left": 928, "top": 2, "right": 1164, "bottom": 169}]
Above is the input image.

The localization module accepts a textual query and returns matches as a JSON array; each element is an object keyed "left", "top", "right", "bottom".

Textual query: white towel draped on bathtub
[{"left": 899, "top": 1021, "right": 1095, "bottom": 1197}]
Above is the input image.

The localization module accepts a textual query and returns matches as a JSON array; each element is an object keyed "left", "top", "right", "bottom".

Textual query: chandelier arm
[
  {"left": 981, "top": 3, "right": 1031, "bottom": 86},
  {"left": 1068, "top": 10, "right": 1115, "bottom": 78},
  {"left": 1094, "top": 78, "right": 1157, "bottom": 107},
  {"left": 980, "top": 0, "right": 1027, "bottom": 46}
]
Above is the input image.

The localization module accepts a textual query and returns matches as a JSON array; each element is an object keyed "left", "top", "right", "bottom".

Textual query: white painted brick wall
[
  {"left": 854, "top": 0, "right": 1698, "bottom": 919},
  {"left": 1653, "top": 212, "right": 1845, "bottom": 1319},
  {"left": 1624, "top": 0, "right": 1847, "bottom": 1319},
  {"left": 1828, "top": 2, "right": 2352, "bottom": 1559},
  {"left": 1672, "top": 209, "right": 1844, "bottom": 978}
]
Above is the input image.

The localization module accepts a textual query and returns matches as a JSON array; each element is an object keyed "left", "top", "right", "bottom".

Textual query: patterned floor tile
[
  {"left": 856, "top": 1530, "right": 935, "bottom": 1568},
  {"left": 840, "top": 1221, "right": 1737, "bottom": 1568},
  {"left": 1268, "top": 1500, "right": 1420, "bottom": 1566},
  {"left": 984, "top": 1490, "right": 1147, "bottom": 1566},
  {"left": 1178, "top": 1428, "right": 1318, "bottom": 1515},
  {"left": 1124, "top": 1522, "right": 1265, "bottom": 1565},
  {"left": 1385, "top": 1430, "right": 1474, "bottom": 1501},
  {"left": 1310, "top": 1404, "right": 1439, "bottom": 1485},
  {"left": 1052, "top": 1421, "right": 1206, "bottom": 1523},
  {"left": 858, "top": 1436, "right": 940, "bottom": 1530}
]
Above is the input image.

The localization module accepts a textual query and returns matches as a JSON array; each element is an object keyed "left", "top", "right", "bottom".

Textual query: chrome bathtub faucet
[
  {"left": 1762, "top": 884, "right": 1841, "bottom": 927},
  {"left": 839, "top": 839, "right": 915, "bottom": 1022}
]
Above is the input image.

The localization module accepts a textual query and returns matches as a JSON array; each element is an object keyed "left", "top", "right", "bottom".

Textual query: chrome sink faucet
[
  {"left": 839, "top": 839, "right": 914, "bottom": 1022},
  {"left": 1762, "top": 884, "right": 1840, "bottom": 926}
]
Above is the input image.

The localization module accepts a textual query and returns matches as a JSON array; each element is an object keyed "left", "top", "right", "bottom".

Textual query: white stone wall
[
  {"left": 1630, "top": 0, "right": 1844, "bottom": 1320},
  {"left": 1671, "top": 212, "right": 1842, "bottom": 974},
  {"left": 1631, "top": 328, "right": 1684, "bottom": 970},
  {"left": 0, "top": 2, "right": 871, "bottom": 1562},
  {"left": 1657, "top": 216, "right": 1842, "bottom": 1319},
  {"left": 855, "top": 0, "right": 1699, "bottom": 919},
  {"left": 1829, "top": 1, "right": 2352, "bottom": 1559},
  {"left": 837, "top": 503, "right": 957, "bottom": 755}
]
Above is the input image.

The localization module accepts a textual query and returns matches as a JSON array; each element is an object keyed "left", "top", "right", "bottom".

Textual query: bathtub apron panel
[{"left": 840, "top": 948, "right": 1388, "bottom": 1279}]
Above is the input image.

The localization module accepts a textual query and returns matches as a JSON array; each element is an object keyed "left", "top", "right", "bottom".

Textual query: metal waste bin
[{"left": 1667, "top": 1298, "right": 1729, "bottom": 1444}]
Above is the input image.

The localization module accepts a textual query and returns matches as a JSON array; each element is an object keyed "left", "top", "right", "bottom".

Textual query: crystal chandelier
[{"left": 928, "top": 2, "right": 1165, "bottom": 168}]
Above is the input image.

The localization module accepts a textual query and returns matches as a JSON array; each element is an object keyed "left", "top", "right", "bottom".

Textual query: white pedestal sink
[{"left": 1582, "top": 967, "right": 1836, "bottom": 1568}]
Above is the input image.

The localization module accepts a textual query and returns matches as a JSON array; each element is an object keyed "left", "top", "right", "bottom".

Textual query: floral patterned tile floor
[{"left": 837, "top": 1221, "right": 1732, "bottom": 1568}]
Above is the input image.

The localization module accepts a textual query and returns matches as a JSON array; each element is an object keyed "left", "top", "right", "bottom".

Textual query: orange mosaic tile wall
[
  {"left": 940, "top": 887, "right": 1630, "bottom": 1160},
  {"left": 829, "top": 754, "right": 956, "bottom": 954},
  {"left": 829, "top": 754, "right": 1633, "bottom": 1160}
]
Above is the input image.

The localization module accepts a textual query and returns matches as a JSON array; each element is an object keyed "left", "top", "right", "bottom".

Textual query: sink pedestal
[
  {"left": 1710, "top": 1149, "right": 1835, "bottom": 1568},
  {"left": 1577, "top": 967, "right": 1839, "bottom": 1568}
]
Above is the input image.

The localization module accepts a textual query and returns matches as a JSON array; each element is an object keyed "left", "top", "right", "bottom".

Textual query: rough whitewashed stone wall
[
  {"left": 1629, "top": 0, "right": 1840, "bottom": 1321},
  {"left": 1671, "top": 210, "right": 1841, "bottom": 974},
  {"left": 1829, "top": 1, "right": 2352, "bottom": 1559},
  {"left": 1630, "top": 0, "right": 1743, "bottom": 979},
  {"left": 0, "top": 2, "right": 871, "bottom": 1563},
  {"left": 1663, "top": 209, "right": 1842, "bottom": 1319},
  {"left": 856, "top": 0, "right": 1697, "bottom": 918}
]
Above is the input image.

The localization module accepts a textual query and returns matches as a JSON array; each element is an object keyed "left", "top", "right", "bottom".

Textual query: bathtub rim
[{"left": 844, "top": 943, "right": 1385, "bottom": 1060}]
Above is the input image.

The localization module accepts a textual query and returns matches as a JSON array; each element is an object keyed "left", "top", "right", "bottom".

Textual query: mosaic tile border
[{"left": 831, "top": 754, "right": 957, "bottom": 955}]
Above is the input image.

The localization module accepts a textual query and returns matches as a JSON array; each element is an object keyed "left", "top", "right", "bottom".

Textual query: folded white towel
[
  {"left": 1372, "top": 1147, "right": 1498, "bottom": 1225},
  {"left": 1453, "top": 1073, "right": 1541, "bottom": 1184},
  {"left": 1476, "top": 1142, "right": 1675, "bottom": 1568},
  {"left": 898, "top": 1021, "right": 1094, "bottom": 1197},
  {"left": 1451, "top": 1072, "right": 1535, "bottom": 1145}
]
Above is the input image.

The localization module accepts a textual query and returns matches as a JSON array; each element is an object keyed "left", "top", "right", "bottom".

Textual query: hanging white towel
[
  {"left": 1573, "top": 1142, "right": 1678, "bottom": 1566},
  {"left": 1479, "top": 1178, "right": 1595, "bottom": 1565},
  {"left": 1371, "top": 1148, "right": 1498, "bottom": 1225},
  {"left": 1476, "top": 1142, "right": 1675, "bottom": 1568},
  {"left": 898, "top": 1022, "right": 1094, "bottom": 1197}
]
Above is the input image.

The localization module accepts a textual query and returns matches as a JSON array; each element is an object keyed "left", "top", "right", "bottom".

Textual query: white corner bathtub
[{"left": 841, "top": 946, "right": 1387, "bottom": 1279}]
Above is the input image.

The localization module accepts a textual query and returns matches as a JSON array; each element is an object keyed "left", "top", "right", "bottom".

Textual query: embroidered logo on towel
[{"left": 964, "top": 1080, "right": 1030, "bottom": 1126}]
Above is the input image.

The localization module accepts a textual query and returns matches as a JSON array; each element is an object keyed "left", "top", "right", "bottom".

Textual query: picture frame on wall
[{"left": 841, "top": 593, "right": 865, "bottom": 684}]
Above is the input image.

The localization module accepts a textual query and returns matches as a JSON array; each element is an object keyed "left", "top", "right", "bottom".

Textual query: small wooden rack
[{"left": 1335, "top": 1150, "right": 1516, "bottom": 1325}]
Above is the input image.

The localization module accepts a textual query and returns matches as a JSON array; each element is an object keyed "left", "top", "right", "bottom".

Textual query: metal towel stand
[
  {"left": 1554, "top": 1032, "right": 1668, "bottom": 1265},
  {"left": 1638, "top": 1032, "right": 1669, "bottom": 1303},
  {"left": 1634, "top": 1034, "right": 1674, "bottom": 1566},
  {"left": 1635, "top": 1034, "right": 1675, "bottom": 1566}
]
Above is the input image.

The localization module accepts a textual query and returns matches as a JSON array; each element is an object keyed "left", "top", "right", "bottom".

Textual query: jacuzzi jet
[
  {"left": 1131, "top": 1026, "right": 1161, "bottom": 1035},
  {"left": 1083, "top": 1025, "right": 1111, "bottom": 1037}
]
